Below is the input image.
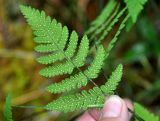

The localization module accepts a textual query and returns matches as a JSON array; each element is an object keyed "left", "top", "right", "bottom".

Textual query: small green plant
[
  {"left": 3, "top": 0, "right": 160, "bottom": 120},
  {"left": 3, "top": 94, "right": 13, "bottom": 121}
]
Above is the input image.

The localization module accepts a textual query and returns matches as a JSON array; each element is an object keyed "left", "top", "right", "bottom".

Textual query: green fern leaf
[
  {"left": 101, "top": 64, "right": 123, "bottom": 95},
  {"left": 45, "top": 64, "right": 123, "bottom": 112},
  {"left": 3, "top": 94, "right": 13, "bottom": 121},
  {"left": 46, "top": 45, "right": 105, "bottom": 93},
  {"left": 134, "top": 102, "right": 159, "bottom": 121},
  {"left": 124, "top": 0, "right": 148, "bottom": 22},
  {"left": 20, "top": 5, "right": 124, "bottom": 113}
]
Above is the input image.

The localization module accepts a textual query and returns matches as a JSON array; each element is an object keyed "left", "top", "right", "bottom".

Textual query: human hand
[{"left": 77, "top": 95, "right": 133, "bottom": 121}]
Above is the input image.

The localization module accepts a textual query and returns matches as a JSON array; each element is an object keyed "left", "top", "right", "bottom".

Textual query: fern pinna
[{"left": 20, "top": 5, "right": 123, "bottom": 112}]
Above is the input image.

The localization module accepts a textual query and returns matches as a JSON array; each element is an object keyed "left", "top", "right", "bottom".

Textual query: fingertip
[
  {"left": 102, "top": 95, "right": 123, "bottom": 118},
  {"left": 100, "top": 95, "right": 130, "bottom": 121}
]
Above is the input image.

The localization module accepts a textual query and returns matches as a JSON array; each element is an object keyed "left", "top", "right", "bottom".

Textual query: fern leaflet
[{"left": 101, "top": 64, "right": 123, "bottom": 95}]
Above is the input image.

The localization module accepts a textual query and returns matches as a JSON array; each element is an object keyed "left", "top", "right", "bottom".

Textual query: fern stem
[{"left": 14, "top": 105, "right": 46, "bottom": 109}]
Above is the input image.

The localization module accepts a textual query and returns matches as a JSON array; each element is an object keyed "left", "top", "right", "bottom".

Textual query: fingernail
[{"left": 102, "top": 95, "right": 122, "bottom": 118}]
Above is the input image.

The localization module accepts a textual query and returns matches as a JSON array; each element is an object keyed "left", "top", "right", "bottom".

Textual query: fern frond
[
  {"left": 86, "top": 0, "right": 117, "bottom": 35},
  {"left": 101, "top": 64, "right": 123, "bottom": 95},
  {"left": 20, "top": 5, "right": 124, "bottom": 113},
  {"left": 46, "top": 45, "right": 105, "bottom": 93},
  {"left": 124, "top": 0, "right": 148, "bottom": 22},
  {"left": 3, "top": 94, "right": 13, "bottom": 121},
  {"left": 134, "top": 102, "right": 159, "bottom": 121},
  {"left": 84, "top": 46, "right": 105, "bottom": 78},
  {"left": 45, "top": 64, "right": 123, "bottom": 112}
]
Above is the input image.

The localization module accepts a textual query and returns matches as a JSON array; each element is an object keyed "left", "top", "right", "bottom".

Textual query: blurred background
[{"left": 0, "top": 0, "right": 160, "bottom": 120}]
